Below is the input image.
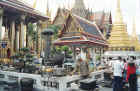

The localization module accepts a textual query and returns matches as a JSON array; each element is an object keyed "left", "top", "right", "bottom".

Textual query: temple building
[
  {"left": 107, "top": 0, "right": 134, "bottom": 51},
  {"left": 53, "top": 13, "right": 108, "bottom": 60},
  {"left": 93, "top": 11, "right": 112, "bottom": 39},
  {"left": 0, "top": 0, "right": 49, "bottom": 59},
  {"left": 52, "top": 8, "right": 69, "bottom": 28},
  {"left": 52, "top": 0, "right": 112, "bottom": 39},
  {"left": 71, "top": 0, "right": 93, "bottom": 20}
]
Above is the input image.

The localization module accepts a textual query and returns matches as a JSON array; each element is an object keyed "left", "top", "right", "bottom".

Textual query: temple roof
[
  {"left": 93, "top": 11, "right": 112, "bottom": 27},
  {"left": 54, "top": 14, "right": 108, "bottom": 47},
  {"left": 0, "top": 0, "right": 49, "bottom": 20},
  {"left": 71, "top": 0, "right": 88, "bottom": 19},
  {"left": 52, "top": 8, "right": 69, "bottom": 26},
  {"left": 74, "top": 15, "right": 104, "bottom": 39}
]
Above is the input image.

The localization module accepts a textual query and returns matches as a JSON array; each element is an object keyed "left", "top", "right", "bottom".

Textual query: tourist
[
  {"left": 126, "top": 56, "right": 137, "bottom": 91},
  {"left": 123, "top": 59, "right": 127, "bottom": 80},
  {"left": 112, "top": 56, "right": 124, "bottom": 91}
]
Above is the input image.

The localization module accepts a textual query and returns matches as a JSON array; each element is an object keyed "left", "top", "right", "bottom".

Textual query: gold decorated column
[
  {"left": 20, "top": 15, "right": 26, "bottom": 48},
  {"left": 0, "top": 7, "right": 3, "bottom": 40},
  {"left": 37, "top": 21, "right": 42, "bottom": 55},
  {"left": 11, "top": 20, "right": 16, "bottom": 55},
  {"left": 16, "top": 26, "right": 20, "bottom": 51}
]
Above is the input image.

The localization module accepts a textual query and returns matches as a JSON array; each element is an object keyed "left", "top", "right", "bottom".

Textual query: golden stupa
[
  {"left": 108, "top": 0, "right": 134, "bottom": 51},
  {"left": 130, "top": 18, "right": 140, "bottom": 51}
]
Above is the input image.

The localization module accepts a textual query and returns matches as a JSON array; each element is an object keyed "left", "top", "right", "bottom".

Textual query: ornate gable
[
  {"left": 60, "top": 14, "right": 83, "bottom": 38},
  {"left": 53, "top": 8, "right": 68, "bottom": 27}
]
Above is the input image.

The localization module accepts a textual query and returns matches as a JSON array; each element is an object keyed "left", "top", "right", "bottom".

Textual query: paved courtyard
[{"left": 101, "top": 87, "right": 112, "bottom": 91}]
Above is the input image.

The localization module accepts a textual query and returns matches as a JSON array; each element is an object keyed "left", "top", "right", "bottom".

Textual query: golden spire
[
  {"left": 33, "top": 0, "right": 37, "bottom": 9},
  {"left": 132, "top": 17, "right": 137, "bottom": 38},
  {"left": 46, "top": 0, "right": 51, "bottom": 17},
  {"left": 108, "top": 0, "right": 133, "bottom": 50},
  {"left": 115, "top": 0, "right": 123, "bottom": 24},
  {"left": 131, "top": 17, "right": 140, "bottom": 51}
]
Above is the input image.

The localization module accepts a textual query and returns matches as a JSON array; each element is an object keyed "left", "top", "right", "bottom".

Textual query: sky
[{"left": 24, "top": 0, "right": 140, "bottom": 35}]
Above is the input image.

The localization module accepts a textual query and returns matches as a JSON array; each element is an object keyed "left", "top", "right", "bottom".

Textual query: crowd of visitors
[{"left": 112, "top": 56, "right": 138, "bottom": 91}]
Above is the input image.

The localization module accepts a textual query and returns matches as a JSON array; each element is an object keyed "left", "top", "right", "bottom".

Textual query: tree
[
  {"left": 48, "top": 25, "right": 61, "bottom": 39},
  {"left": 27, "top": 23, "right": 38, "bottom": 50}
]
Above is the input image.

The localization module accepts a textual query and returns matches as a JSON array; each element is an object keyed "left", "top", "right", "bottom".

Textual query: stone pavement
[{"left": 100, "top": 87, "right": 112, "bottom": 91}]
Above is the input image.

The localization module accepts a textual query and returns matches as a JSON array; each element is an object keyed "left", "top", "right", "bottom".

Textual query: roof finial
[
  {"left": 115, "top": 0, "right": 123, "bottom": 24},
  {"left": 46, "top": 0, "right": 51, "bottom": 17},
  {"left": 33, "top": 0, "right": 37, "bottom": 8},
  {"left": 117, "top": 0, "right": 120, "bottom": 11}
]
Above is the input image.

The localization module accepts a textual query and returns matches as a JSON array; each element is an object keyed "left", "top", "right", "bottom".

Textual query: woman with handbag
[{"left": 126, "top": 56, "right": 137, "bottom": 91}]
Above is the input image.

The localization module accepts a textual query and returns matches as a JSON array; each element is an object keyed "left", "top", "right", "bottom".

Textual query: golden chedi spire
[
  {"left": 131, "top": 18, "right": 140, "bottom": 51},
  {"left": 41, "top": 0, "right": 52, "bottom": 29},
  {"left": 33, "top": 0, "right": 37, "bottom": 9},
  {"left": 108, "top": 0, "right": 133, "bottom": 51},
  {"left": 132, "top": 17, "right": 137, "bottom": 38},
  {"left": 46, "top": 0, "right": 51, "bottom": 17},
  {"left": 115, "top": 0, "right": 123, "bottom": 24}
]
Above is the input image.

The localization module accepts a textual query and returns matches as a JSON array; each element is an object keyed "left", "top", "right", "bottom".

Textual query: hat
[{"left": 76, "top": 48, "right": 80, "bottom": 51}]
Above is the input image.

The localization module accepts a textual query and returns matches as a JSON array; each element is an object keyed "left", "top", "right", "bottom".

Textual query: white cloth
[
  {"left": 41, "top": 51, "right": 45, "bottom": 57},
  {"left": 112, "top": 60, "right": 124, "bottom": 77},
  {"left": 76, "top": 54, "right": 81, "bottom": 61},
  {"left": 80, "top": 51, "right": 86, "bottom": 60}
]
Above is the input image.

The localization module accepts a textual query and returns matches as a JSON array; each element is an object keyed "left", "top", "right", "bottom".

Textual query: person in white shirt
[{"left": 112, "top": 56, "right": 124, "bottom": 91}]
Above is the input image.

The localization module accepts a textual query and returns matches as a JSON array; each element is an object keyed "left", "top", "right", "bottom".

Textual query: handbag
[{"left": 136, "top": 69, "right": 140, "bottom": 75}]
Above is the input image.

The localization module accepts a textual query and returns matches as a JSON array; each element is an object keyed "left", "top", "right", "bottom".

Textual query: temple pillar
[
  {"left": 36, "top": 21, "right": 42, "bottom": 55},
  {"left": 11, "top": 20, "right": 15, "bottom": 55},
  {"left": 0, "top": 7, "right": 3, "bottom": 40},
  {"left": 16, "top": 27, "right": 20, "bottom": 51},
  {"left": 92, "top": 47, "right": 96, "bottom": 71},
  {"left": 20, "top": 15, "right": 26, "bottom": 48}
]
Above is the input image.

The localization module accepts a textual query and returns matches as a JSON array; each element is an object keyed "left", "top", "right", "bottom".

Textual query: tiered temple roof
[
  {"left": 52, "top": 8, "right": 70, "bottom": 27},
  {"left": 93, "top": 11, "right": 112, "bottom": 38},
  {"left": 71, "top": 0, "right": 93, "bottom": 21},
  {"left": 54, "top": 14, "right": 108, "bottom": 47},
  {"left": 53, "top": 4, "right": 112, "bottom": 39}
]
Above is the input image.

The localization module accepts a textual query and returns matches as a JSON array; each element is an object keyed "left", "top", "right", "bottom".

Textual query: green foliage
[
  {"left": 25, "top": 53, "right": 33, "bottom": 58},
  {"left": 27, "top": 23, "right": 35, "bottom": 36},
  {"left": 48, "top": 25, "right": 61, "bottom": 39},
  {"left": 27, "top": 23, "right": 38, "bottom": 50},
  {"left": 52, "top": 46, "right": 73, "bottom": 57},
  {"left": 55, "top": 46, "right": 61, "bottom": 53},
  {"left": 20, "top": 47, "right": 30, "bottom": 53},
  {"left": 32, "top": 31, "right": 38, "bottom": 41},
  {"left": 68, "top": 50, "right": 73, "bottom": 55},
  {"left": 61, "top": 46, "right": 69, "bottom": 51},
  {"left": 96, "top": 55, "right": 101, "bottom": 61},
  {"left": 48, "top": 25, "right": 61, "bottom": 34},
  {"left": 14, "top": 53, "right": 21, "bottom": 58}
]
